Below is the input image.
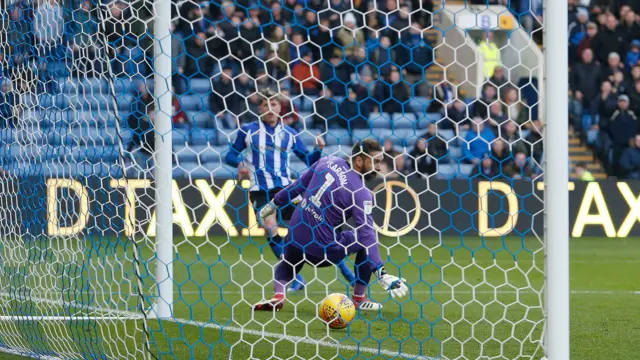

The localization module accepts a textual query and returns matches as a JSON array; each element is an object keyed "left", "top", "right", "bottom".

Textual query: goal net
[{"left": 0, "top": 0, "right": 559, "bottom": 358}]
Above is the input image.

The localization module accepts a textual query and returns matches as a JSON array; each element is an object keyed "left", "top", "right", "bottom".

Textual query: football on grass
[{"left": 319, "top": 293, "right": 356, "bottom": 329}]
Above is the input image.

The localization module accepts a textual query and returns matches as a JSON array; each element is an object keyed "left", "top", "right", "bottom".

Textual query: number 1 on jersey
[{"left": 311, "top": 173, "right": 335, "bottom": 207}]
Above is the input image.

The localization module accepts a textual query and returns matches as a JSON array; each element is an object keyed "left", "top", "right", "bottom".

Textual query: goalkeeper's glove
[
  {"left": 377, "top": 267, "right": 409, "bottom": 299},
  {"left": 258, "top": 200, "right": 278, "bottom": 225}
]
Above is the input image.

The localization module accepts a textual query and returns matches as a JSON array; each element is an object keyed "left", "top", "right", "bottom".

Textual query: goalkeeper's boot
[
  {"left": 352, "top": 295, "right": 382, "bottom": 311},
  {"left": 252, "top": 294, "right": 285, "bottom": 312},
  {"left": 288, "top": 274, "right": 306, "bottom": 292}
]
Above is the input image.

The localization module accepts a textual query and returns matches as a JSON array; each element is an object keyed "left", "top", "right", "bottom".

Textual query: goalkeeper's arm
[
  {"left": 352, "top": 190, "right": 409, "bottom": 299},
  {"left": 258, "top": 162, "right": 317, "bottom": 222}
]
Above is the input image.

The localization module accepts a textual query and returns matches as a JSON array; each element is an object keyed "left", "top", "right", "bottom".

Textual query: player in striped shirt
[{"left": 225, "top": 89, "right": 356, "bottom": 291}]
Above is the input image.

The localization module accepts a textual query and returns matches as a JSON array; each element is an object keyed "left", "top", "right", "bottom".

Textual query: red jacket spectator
[
  {"left": 172, "top": 96, "right": 187, "bottom": 125},
  {"left": 291, "top": 52, "right": 321, "bottom": 92}
]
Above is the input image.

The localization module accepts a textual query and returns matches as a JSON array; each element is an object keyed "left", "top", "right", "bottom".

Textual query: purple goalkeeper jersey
[{"left": 273, "top": 156, "right": 383, "bottom": 267}]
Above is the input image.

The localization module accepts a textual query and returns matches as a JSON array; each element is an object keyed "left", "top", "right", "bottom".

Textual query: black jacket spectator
[
  {"left": 471, "top": 85, "right": 498, "bottom": 120},
  {"left": 590, "top": 81, "right": 619, "bottom": 121},
  {"left": 408, "top": 125, "right": 446, "bottom": 175},
  {"left": 209, "top": 68, "right": 235, "bottom": 114},
  {"left": 382, "top": 71, "right": 411, "bottom": 114},
  {"left": 570, "top": 49, "right": 601, "bottom": 104},
  {"left": 338, "top": 88, "right": 369, "bottom": 130},
  {"left": 320, "top": 57, "right": 351, "bottom": 96},
  {"left": 0, "top": 82, "right": 16, "bottom": 128},
  {"left": 604, "top": 103, "right": 638, "bottom": 147},
  {"left": 313, "top": 89, "right": 339, "bottom": 130},
  {"left": 591, "top": 15, "right": 627, "bottom": 64},
  {"left": 620, "top": 135, "right": 640, "bottom": 179},
  {"left": 470, "top": 157, "right": 501, "bottom": 179},
  {"left": 184, "top": 32, "right": 214, "bottom": 77}
]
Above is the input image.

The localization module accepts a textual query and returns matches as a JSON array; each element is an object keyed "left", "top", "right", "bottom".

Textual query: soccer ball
[{"left": 319, "top": 293, "right": 356, "bottom": 329}]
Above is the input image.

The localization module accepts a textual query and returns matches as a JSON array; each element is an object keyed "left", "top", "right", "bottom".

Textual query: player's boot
[
  {"left": 352, "top": 295, "right": 382, "bottom": 311},
  {"left": 287, "top": 274, "right": 306, "bottom": 292},
  {"left": 252, "top": 294, "right": 285, "bottom": 312}
]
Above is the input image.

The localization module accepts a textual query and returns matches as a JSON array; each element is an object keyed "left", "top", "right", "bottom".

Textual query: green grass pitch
[{"left": 0, "top": 236, "right": 638, "bottom": 359}]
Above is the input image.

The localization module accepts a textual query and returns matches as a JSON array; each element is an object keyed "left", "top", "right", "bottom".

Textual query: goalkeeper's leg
[
  {"left": 253, "top": 242, "right": 305, "bottom": 312},
  {"left": 333, "top": 232, "right": 381, "bottom": 311}
]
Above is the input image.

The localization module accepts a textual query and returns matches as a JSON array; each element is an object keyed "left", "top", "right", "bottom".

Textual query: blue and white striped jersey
[{"left": 225, "top": 120, "right": 322, "bottom": 192}]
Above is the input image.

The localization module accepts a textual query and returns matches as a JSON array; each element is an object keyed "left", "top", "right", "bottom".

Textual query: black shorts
[{"left": 250, "top": 188, "right": 296, "bottom": 222}]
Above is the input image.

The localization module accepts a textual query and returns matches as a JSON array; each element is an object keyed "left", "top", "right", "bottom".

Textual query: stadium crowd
[{"left": 5, "top": 0, "right": 635, "bottom": 180}]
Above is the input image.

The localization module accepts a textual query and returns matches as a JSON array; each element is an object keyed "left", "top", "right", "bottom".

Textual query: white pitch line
[
  {"left": 162, "top": 316, "right": 432, "bottom": 360},
  {"left": 0, "top": 292, "right": 432, "bottom": 359},
  {"left": 0, "top": 346, "right": 63, "bottom": 360}
]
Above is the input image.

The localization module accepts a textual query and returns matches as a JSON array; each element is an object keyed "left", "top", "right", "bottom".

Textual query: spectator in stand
[
  {"left": 525, "top": 119, "right": 544, "bottom": 164},
  {"left": 428, "top": 79, "right": 456, "bottom": 113},
  {"left": 612, "top": 70, "right": 629, "bottom": 94},
  {"left": 463, "top": 117, "right": 496, "bottom": 165},
  {"left": 34, "top": 0, "right": 64, "bottom": 58},
  {"left": 472, "top": 84, "right": 498, "bottom": 120},
  {"left": 320, "top": 54, "right": 350, "bottom": 96},
  {"left": 592, "top": 14, "right": 626, "bottom": 65},
  {"left": 626, "top": 40, "right": 640, "bottom": 69},
  {"left": 0, "top": 80, "right": 16, "bottom": 128},
  {"left": 127, "top": 101, "right": 155, "bottom": 159},
  {"left": 131, "top": 82, "right": 153, "bottom": 116},
  {"left": 369, "top": 36, "right": 394, "bottom": 78},
  {"left": 489, "top": 101, "right": 507, "bottom": 128},
  {"left": 575, "top": 162, "right": 596, "bottom": 181},
  {"left": 441, "top": 99, "right": 468, "bottom": 132},
  {"left": 312, "top": 88, "right": 339, "bottom": 130},
  {"left": 569, "top": 7, "right": 590, "bottom": 64},
  {"left": 172, "top": 93, "right": 190, "bottom": 129},
  {"left": 506, "top": 152, "right": 534, "bottom": 180},
  {"left": 620, "top": 134, "right": 640, "bottom": 179},
  {"left": 630, "top": 79, "right": 640, "bottom": 114},
  {"left": 288, "top": 32, "right": 309, "bottom": 66},
  {"left": 291, "top": 51, "right": 320, "bottom": 96},
  {"left": 501, "top": 120, "right": 528, "bottom": 155},
  {"left": 382, "top": 69, "right": 411, "bottom": 114},
  {"left": 489, "top": 66, "right": 508, "bottom": 90},
  {"left": 503, "top": 87, "right": 529, "bottom": 125},
  {"left": 184, "top": 32, "right": 213, "bottom": 78},
  {"left": 408, "top": 123, "right": 446, "bottom": 176},
  {"left": 268, "top": 27, "right": 290, "bottom": 75},
  {"left": 309, "top": 18, "right": 335, "bottom": 61},
  {"left": 621, "top": 9, "right": 640, "bottom": 45},
  {"left": 490, "top": 139, "right": 512, "bottom": 173},
  {"left": 577, "top": 22, "right": 598, "bottom": 61},
  {"left": 171, "top": 22, "right": 186, "bottom": 95},
  {"left": 470, "top": 155, "right": 500, "bottom": 179},
  {"left": 603, "top": 94, "right": 638, "bottom": 176},
  {"left": 600, "top": 52, "right": 624, "bottom": 84},
  {"left": 338, "top": 86, "right": 369, "bottom": 130},
  {"left": 571, "top": 48, "right": 601, "bottom": 135},
  {"left": 478, "top": 31, "right": 501, "bottom": 78},
  {"left": 279, "top": 89, "right": 301, "bottom": 129},
  {"left": 210, "top": 66, "right": 235, "bottom": 116},
  {"left": 382, "top": 139, "right": 405, "bottom": 178},
  {"left": 590, "top": 80, "right": 619, "bottom": 125},
  {"left": 336, "top": 12, "right": 365, "bottom": 58}
]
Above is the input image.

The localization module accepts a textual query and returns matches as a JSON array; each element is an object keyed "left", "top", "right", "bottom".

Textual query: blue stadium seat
[
  {"left": 369, "top": 113, "right": 392, "bottom": 128},
  {"left": 180, "top": 95, "right": 205, "bottom": 111},
  {"left": 436, "top": 164, "right": 457, "bottom": 179},
  {"left": 199, "top": 146, "right": 224, "bottom": 164},
  {"left": 175, "top": 147, "right": 198, "bottom": 163},
  {"left": 173, "top": 129, "right": 190, "bottom": 145},
  {"left": 189, "top": 111, "right": 213, "bottom": 128},
  {"left": 190, "top": 129, "right": 218, "bottom": 145},
  {"left": 391, "top": 114, "right": 416, "bottom": 129},
  {"left": 288, "top": 161, "right": 310, "bottom": 176},
  {"left": 438, "top": 129, "right": 456, "bottom": 141},
  {"left": 325, "top": 129, "right": 350, "bottom": 146},
  {"left": 0, "top": 129, "right": 15, "bottom": 144},
  {"left": 448, "top": 145, "right": 463, "bottom": 160},
  {"left": 189, "top": 79, "right": 213, "bottom": 94},
  {"left": 71, "top": 146, "right": 120, "bottom": 163}
]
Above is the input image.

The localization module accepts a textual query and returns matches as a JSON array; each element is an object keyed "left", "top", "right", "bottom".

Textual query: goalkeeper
[
  {"left": 225, "top": 89, "right": 356, "bottom": 292},
  {"left": 253, "top": 139, "right": 409, "bottom": 312}
]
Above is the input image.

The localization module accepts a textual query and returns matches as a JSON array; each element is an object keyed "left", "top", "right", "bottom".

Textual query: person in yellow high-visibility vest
[{"left": 478, "top": 31, "right": 501, "bottom": 79}]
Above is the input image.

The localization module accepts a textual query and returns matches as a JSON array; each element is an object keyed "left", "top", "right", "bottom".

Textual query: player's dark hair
[
  {"left": 351, "top": 138, "right": 382, "bottom": 160},
  {"left": 576, "top": 162, "right": 587, "bottom": 170},
  {"left": 259, "top": 88, "right": 279, "bottom": 105}
]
